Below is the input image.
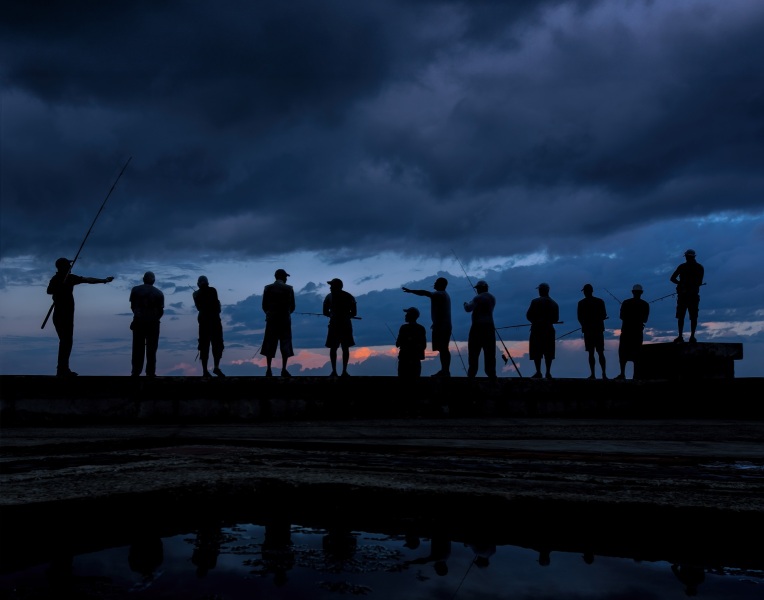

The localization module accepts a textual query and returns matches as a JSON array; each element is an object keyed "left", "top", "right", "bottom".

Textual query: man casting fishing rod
[
  {"left": 43, "top": 157, "right": 129, "bottom": 377},
  {"left": 47, "top": 258, "right": 114, "bottom": 377}
]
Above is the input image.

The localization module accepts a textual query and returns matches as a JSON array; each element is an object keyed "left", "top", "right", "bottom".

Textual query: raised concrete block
[{"left": 635, "top": 342, "right": 743, "bottom": 380}]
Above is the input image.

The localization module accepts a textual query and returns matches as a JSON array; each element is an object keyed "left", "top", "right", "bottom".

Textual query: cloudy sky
[{"left": 1, "top": 0, "right": 762, "bottom": 379}]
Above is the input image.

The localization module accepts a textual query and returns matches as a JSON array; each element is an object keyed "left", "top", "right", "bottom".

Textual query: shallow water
[{"left": 1, "top": 520, "right": 761, "bottom": 599}]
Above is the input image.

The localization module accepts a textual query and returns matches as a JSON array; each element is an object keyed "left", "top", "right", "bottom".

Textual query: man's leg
[
  {"left": 200, "top": 340, "right": 210, "bottom": 376},
  {"left": 689, "top": 318, "right": 698, "bottom": 342},
  {"left": 131, "top": 329, "right": 145, "bottom": 376},
  {"left": 532, "top": 358, "right": 542, "bottom": 378},
  {"left": 341, "top": 345, "right": 350, "bottom": 376},
  {"left": 484, "top": 338, "right": 497, "bottom": 378},
  {"left": 544, "top": 356, "right": 553, "bottom": 378},
  {"left": 54, "top": 316, "right": 74, "bottom": 375},
  {"left": 145, "top": 324, "right": 160, "bottom": 376},
  {"left": 281, "top": 352, "right": 291, "bottom": 377},
  {"left": 440, "top": 348, "right": 451, "bottom": 375},
  {"left": 597, "top": 349, "right": 607, "bottom": 379},
  {"left": 329, "top": 348, "right": 338, "bottom": 376},
  {"left": 587, "top": 351, "right": 596, "bottom": 378}
]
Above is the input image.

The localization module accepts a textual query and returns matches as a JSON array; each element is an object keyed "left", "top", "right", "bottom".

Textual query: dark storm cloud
[{"left": 2, "top": 0, "right": 763, "bottom": 266}]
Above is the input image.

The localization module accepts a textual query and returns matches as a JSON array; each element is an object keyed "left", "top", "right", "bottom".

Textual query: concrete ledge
[{"left": 2, "top": 375, "right": 763, "bottom": 424}]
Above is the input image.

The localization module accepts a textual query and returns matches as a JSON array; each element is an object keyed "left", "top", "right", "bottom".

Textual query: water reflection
[{"left": 1, "top": 515, "right": 761, "bottom": 599}]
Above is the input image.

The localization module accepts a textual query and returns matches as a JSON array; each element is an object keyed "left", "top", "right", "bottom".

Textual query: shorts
[
  {"left": 260, "top": 320, "right": 294, "bottom": 358},
  {"left": 676, "top": 293, "right": 700, "bottom": 321},
  {"left": 583, "top": 330, "right": 604, "bottom": 353},
  {"left": 325, "top": 320, "right": 355, "bottom": 349},
  {"left": 618, "top": 329, "right": 643, "bottom": 362},
  {"left": 529, "top": 328, "right": 555, "bottom": 360}
]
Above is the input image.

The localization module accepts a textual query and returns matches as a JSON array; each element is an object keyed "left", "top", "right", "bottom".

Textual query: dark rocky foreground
[{"left": 1, "top": 375, "right": 763, "bottom": 576}]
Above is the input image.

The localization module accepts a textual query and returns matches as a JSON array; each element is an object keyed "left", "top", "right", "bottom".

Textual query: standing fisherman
[
  {"left": 577, "top": 284, "right": 608, "bottom": 380},
  {"left": 193, "top": 275, "right": 225, "bottom": 378},
  {"left": 47, "top": 257, "right": 114, "bottom": 377},
  {"left": 615, "top": 284, "right": 650, "bottom": 380},
  {"left": 670, "top": 249, "right": 704, "bottom": 344},
  {"left": 526, "top": 283, "right": 560, "bottom": 379},
  {"left": 402, "top": 276, "right": 452, "bottom": 377},
  {"left": 463, "top": 280, "right": 497, "bottom": 379},
  {"left": 323, "top": 278, "right": 357, "bottom": 377},
  {"left": 260, "top": 268, "right": 295, "bottom": 377},
  {"left": 129, "top": 271, "right": 164, "bottom": 378}
]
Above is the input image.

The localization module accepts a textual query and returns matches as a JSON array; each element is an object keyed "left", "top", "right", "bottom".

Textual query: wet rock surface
[{"left": 2, "top": 418, "right": 763, "bottom": 574}]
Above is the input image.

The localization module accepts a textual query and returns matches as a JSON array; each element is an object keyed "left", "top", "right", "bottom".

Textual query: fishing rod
[
  {"left": 603, "top": 288, "right": 622, "bottom": 305},
  {"left": 297, "top": 312, "right": 362, "bottom": 320},
  {"left": 556, "top": 327, "right": 581, "bottom": 341},
  {"left": 451, "top": 333, "right": 468, "bottom": 376},
  {"left": 650, "top": 282, "right": 707, "bottom": 304},
  {"left": 451, "top": 249, "right": 522, "bottom": 378},
  {"left": 41, "top": 156, "right": 132, "bottom": 329},
  {"left": 385, "top": 322, "right": 397, "bottom": 344},
  {"left": 497, "top": 321, "right": 564, "bottom": 330},
  {"left": 450, "top": 553, "right": 476, "bottom": 600}
]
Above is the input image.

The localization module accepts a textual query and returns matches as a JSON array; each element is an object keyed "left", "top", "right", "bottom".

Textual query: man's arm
[
  {"left": 402, "top": 287, "right": 431, "bottom": 297},
  {"left": 670, "top": 266, "right": 681, "bottom": 286},
  {"left": 81, "top": 276, "right": 114, "bottom": 284}
]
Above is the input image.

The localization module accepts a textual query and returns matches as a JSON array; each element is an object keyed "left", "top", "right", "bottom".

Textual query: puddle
[{"left": 1, "top": 519, "right": 762, "bottom": 599}]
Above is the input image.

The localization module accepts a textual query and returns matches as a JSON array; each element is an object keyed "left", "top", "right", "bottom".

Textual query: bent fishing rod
[
  {"left": 452, "top": 249, "right": 523, "bottom": 378},
  {"left": 41, "top": 156, "right": 132, "bottom": 329}
]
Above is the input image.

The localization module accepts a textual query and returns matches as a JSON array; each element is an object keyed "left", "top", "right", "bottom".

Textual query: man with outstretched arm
[{"left": 402, "top": 276, "right": 452, "bottom": 377}]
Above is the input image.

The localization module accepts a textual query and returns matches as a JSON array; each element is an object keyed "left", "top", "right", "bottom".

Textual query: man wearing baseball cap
[
  {"left": 260, "top": 268, "right": 295, "bottom": 377},
  {"left": 463, "top": 280, "right": 497, "bottom": 379},
  {"left": 323, "top": 277, "right": 357, "bottom": 377},
  {"left": 46, "top": 257, "right": 115, "bottom": 377},
  {"left": 577, "top": 283, "right": 608, "bottom": 380},
  {"left": 615, "top": 284, "right": 650, "bottom": 380},
  {"left": 402, "top": 276, "right": 452, "bottom": 377},
  {"left": 396, "top": 307, "right": 427, "bottom": 378},
  {"left": 670, "top": 249, "right": 704, "bottom": 343},
  {"left": 526, "top": 283, "right": 560, "bottom": 379},
  {"left": 193, "top": 275, "right": 225, "bottom": 378}
]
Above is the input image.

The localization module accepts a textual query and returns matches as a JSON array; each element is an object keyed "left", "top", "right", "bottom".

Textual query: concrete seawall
[{"left": 2, "top": 375, "right": 763, "bottom": 424}]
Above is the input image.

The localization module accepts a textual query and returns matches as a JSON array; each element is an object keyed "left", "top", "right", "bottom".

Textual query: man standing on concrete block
[{"left": 670, "top": 249, "right": 705, "bottom": 344}]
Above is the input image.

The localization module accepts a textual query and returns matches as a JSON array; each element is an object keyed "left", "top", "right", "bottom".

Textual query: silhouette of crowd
[{"left": 45, "top": 249, "right": 704, "bottom": 379}]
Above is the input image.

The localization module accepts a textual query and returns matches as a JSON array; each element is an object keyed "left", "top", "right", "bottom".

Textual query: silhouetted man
[
  {"left": 323, "top": 278, "right": 357, "bottom": 377},
  {"left": 396, "top": 307, "right": 427, "bottom": 378},
  {"left": 129, "top": 271, "right": 164, "bottom": 377},
  {"left": 463, "top": 280, "right": 497, "bottom": 379},
  {"left": 527, "top": 283, "right": 560, "bottom": 379},
  {"left": 261, "top": 268, "right": 295, "bottom": 377},
  {"left": 577, "top": 283, "right": 608, "bottom": 379},
  {"left": 670, "top": 249, "right": 704, "bottom": 344},
  {"left": 46, "top": 257, "right": 114, "bottom": 377},
  {"left": 615, "top": 284, "right": 649, "bottom": 380},
  {"left": 402, "top": 276, "right": 452, "bottom": 377},
  {"left": 193, "top": 275, "right": 225, "bottom": 378}
]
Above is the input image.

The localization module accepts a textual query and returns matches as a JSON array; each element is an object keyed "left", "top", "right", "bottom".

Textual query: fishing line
[{"left": 42, "top": 156, "right": 132, "bottom": 329}]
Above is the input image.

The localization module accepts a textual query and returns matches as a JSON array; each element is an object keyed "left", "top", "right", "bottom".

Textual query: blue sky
[{"left": 1, "top": 0, "right": 762, "bottom": 378}]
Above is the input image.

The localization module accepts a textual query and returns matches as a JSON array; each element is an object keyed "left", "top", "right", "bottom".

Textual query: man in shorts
[
  {"left": 670, "top": 249, "right": 704, "bottom": 344},
  {"left": 577, "top": 283, "right": 608, "bottom": 379}
]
